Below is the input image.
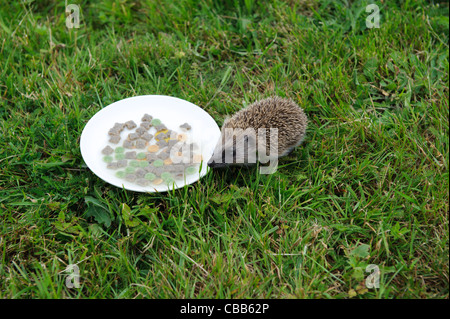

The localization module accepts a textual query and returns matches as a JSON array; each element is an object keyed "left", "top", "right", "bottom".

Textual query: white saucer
[{"left": 80, "top": 95, "right": 221, "bottom": 192}]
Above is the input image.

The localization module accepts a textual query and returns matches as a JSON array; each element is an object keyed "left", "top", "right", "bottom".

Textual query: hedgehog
[{"left": 207, "top": 96, "right": 308, "bottom": 169}]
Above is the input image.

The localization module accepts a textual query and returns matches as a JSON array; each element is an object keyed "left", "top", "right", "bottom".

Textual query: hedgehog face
[{"left": 207, "top": 128, "right": 257, "bottom": 168}]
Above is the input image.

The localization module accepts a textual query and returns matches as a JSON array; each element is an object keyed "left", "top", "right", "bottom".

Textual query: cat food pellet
[
  {"left": 112, "top": 123, "right": 125, "bottom": 131},
  {"left": 180, "top": 123, "right": 191, "bottom": 130},
  {"left": 117, "top": 160, "right": 128, "bottom": 168},
  {"left": 129, "top": 160, "right": 140, "bottom": 168},
  {"left": 102, "top": 145, "right": 114, "bottom": 155},
  {"left": 108, "top": 128, "right": 120, "bottom": 136},
  {"left": 157, "top": 150, "right": 170, "bottom": 160},
  {"left": 146, "top": 153, "right": 157, "bottom": 161},
  {"left": 153, "top": 159, "right": 164, "bottom": 167},
  {"left": 109, "top": 135, "right": 121, "bottom": 144},
  {"left": 107, "top": 162, "right": 118, "bottom": 169},
  {"left": 157, "top": 139, "right": 168, "bottom": 148},
  {"left": 123, "top": 140, "right": 134, "bottom": 149},
  {"left": 140, "top": 122, "right": 152, "bottom": 130},
  {"left": 161, "top": 172, "right": 173, "bottom": 180},
  {"left": 136, "top": 178, "right": 149, "bottom": 186},
  {"left": 125, "top": 174, "right": 137, "bottom": 182},
  {"left": 135, "top": 127, "right": 146, "bottom": 136},
  {"left": 115, "top": 171, "right": 126, "bottom": 178},
  {"left": 138, "top": 161, "right": 149, "bottom": 168},
  {"left": 125, "top": 167, "right": 135, "bottom": 174},
  {"left": 115, "top": 153, "right": 125, "bottom": 160},
  {"left": 103, "top": 155, "right": 113, "bottom": 163},
  {"left": 144, "top": 165, "right": 156, "bottom": 173},
  {"left": 115, "top": 146, "right": 125, "bottom": 153},
  {"left": 185, "top": 166, "right": 197, "bottom": 175},
  {"left": 125, "top": 151, "right": 137, "bottom": 159},
  {"left": 135, "top": 168, "right": 146, "bottom": 178},
  {"left": 148, "top": 145, "right": 159, "bottom": 153},
  {"left": 155, "top": 124, "right": 167, "bottom": 131},
  {"left": 153, "top": 167, "right": 165, "bottom": 176},
  {"left": 177, "top": 133, "right": 187, "bottom": 141},
  {"left": 152, "top": 178, "right": 163, "bottom": 185},
  {"left": 156, "top": 132, "right": 168, "bottom": 140},
  {"left": 151, "top": 118, "right": 161, "bottom": 126},
  {"left": 135, "top": 139, "right": 147, "bottom": 149},
  {"left": 141, "top": 132, "right": 153, "bottom": 141},
  {"left": 125, "top": 120, "right": 137, "bottom": 129},
  {"left": 136, "top": 152, "right": 147, "bottom": 160},
  {"left": 144, "top": 173, "right": 156, "bottom": 181},
  {"left": 128, "top": 133, "right": 139, "bottom": 140},
  {"left": 142, "top": 114, "right": 153, "bottom": 122},
  {"left": 163, "top": 158, "right": 173, "bottom": 165}
]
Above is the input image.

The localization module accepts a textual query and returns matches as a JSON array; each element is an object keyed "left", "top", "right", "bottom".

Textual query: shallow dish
[{"left": 80, "top": 95, "right": 220, "bottom": 192}]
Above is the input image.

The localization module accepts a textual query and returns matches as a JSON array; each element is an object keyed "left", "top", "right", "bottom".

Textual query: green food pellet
[
  {"left": 138, "top": 161, "right": 149, "bottom": 168},
  {"left": 151, "top": 118, "right": 161, "bottom": 126},
  {"left": 115, "top": 147, "right": 125, "bottom": 153},
  {"left": 144, "top": 173, "right": 156, "bottom": 181},
  {"left": 125, "top": 167, "right": 135, "bottom": 174},
  {"left": 153, "top": 159, "right": 164, "bottom": 167},
  {"left": 129, "top": 160, "right": 140, "bottom": 167},
  {"left": 161, "top": 172, "right": 172, "bottom": 180},
  {"left": 103, "top": 155, "right": 113, "bottom": 163},
  {"left": 137, "top": 152, "right": 147, "bottom": 160},
  {"left": 115, "top": 153, "right": 125, "bottom": 160},
  {"left": 185, "top": 166, "right": 197, "bottom": 175},
  {"left": 115, "top": 171, "right": 126, "bottom": 178}
]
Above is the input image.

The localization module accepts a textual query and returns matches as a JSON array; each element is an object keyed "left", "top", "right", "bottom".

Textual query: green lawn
[{"left": 0, "top": 0, "right": 448, "bottom": 299}]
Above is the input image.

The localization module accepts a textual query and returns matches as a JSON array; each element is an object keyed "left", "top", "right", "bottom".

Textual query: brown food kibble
[
  {"left": 108, "top": 128, "right": 120, "bottom": 136},
  {"left": 123, "top": 140, "right": 134, "bottom": 149},
  {"left": 177, "top": 133, "right": 187, "bottom": 141},
  {"left": 152, "top": 178, "right": 163, "bottom": 185},
  {"left": 140, "top": 122, "right": 152, "bottom": 130},
  {"left": 125, "top": 120, "right": 137, "bottom": 130},
  {"left": 112, "top": 123, "right": 125, "bottom": 131},
  {"left": 180, "top": 123, "right": 191, "bottom": 130},
  {"left": 107, "top": 162, "right": 118, "bottom": 170},
  {"left": 135, "top": 127, "right": 147, "bottom": 136},
  {"left": 125, "top": 151, "right": 137, "bottom": 159},
  {"left": 128, "top": 133, "right": 139, "bottom": 140},
  {"left": 135, "top": 139, "right": 147, "bottom": 149},
  {"left": 157, "top": 150, "right": 170, "bottom": 160},
  {"left": 155, "top": 124, "right": 167, "bottom": 131},
  {"left": 163, "top": 158, "right": 173, "bottom": 165},
  {"left": 148, "top": 145, "right": 159, "bottom": 153},
  {"left": 141, "top": 132, "right": 153, "bottom": 141},
  {"left": 102, "top": 145, "right": 114, "bottom": 155},
  {"left": 136, "top": 178, "right": 149, "bottom": 186},
  {"left": 117, "top": 160, "right": 127, "bottom": 168},
  {"left": 141, "top": 114, "right": 153, "bottom": 122},
  {"left": 109, "top": 135, "right": 121, "bottom": 144},
  {"left": 125, "top": 174, "right": 137, "bottom": 182}
]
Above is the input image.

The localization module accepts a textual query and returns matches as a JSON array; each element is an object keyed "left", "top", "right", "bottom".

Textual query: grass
[{"left": 0, "top": 0, "right": 448, "bottom": 299}]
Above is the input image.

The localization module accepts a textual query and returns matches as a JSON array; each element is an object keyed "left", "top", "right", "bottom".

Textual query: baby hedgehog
[{"left": 207, "top": 96, "right": 308, "bottom": 168}]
